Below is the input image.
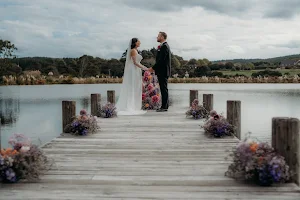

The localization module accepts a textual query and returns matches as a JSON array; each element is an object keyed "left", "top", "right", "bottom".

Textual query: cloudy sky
[{"left": 0, "top": 0, "right": 300, "bottom": 60}]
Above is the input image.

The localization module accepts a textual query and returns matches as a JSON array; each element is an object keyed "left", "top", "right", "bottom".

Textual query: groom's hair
[{"left": 159, "top": 32, "right": 167, "bottom": 39}]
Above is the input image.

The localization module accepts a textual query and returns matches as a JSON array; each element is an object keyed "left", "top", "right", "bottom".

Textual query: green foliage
[{"left": 252, "top": 70, "right": 282, "bottom": 77}]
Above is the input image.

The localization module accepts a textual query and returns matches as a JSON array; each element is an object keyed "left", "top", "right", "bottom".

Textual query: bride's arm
[{"left": 131, "top": 49, "right": 148, "bottom": 70}]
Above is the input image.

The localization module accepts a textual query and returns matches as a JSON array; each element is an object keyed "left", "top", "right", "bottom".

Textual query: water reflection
[
  {"left": 81, "top": 97, "right": 89, "bottom": 110},
  {"left": 0, "top": 98, "right": 20, "bottom": 126}
]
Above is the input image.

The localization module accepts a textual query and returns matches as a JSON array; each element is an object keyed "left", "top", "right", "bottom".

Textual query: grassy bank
[{"left": 217, "top": 69, "right": 300, "bottom": 77}]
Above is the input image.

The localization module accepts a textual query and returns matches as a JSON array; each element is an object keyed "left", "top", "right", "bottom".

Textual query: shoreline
[{"left": 1, "top": 76, "right": 300, "bottom": 86}]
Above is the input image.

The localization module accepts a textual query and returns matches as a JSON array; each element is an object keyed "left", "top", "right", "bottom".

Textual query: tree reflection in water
[{"left": 0, "top": 98, "right": 20, "bottom": 126}]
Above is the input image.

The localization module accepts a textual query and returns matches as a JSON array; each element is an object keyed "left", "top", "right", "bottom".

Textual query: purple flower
[{"left": 5, "top": 168, "right": 17, "bottom": 183}]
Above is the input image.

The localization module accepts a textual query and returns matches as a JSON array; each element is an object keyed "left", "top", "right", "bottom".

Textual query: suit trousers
[{"left": 157, "top": 75, "right": 169, "bottom": 109}]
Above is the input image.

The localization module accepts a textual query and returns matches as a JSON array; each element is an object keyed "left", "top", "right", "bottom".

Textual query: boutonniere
[{"left": 157, "top": 45, "right": 161, "bottom": 50}]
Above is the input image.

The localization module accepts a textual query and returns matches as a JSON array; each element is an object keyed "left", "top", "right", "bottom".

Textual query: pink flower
[
  {"left": 143, "top": 76, "right": 149, "bottom": 82},
  {"left": 192, "top": 99, "right": 199, "bottom": 106},
  {"left": 80, "top": 109, "right": 87, "bottom": 116},
  {"left": 147, "top": 84, "right": 154, "bottom": 91},
  {"left": 152, "top": 95, "right": 159, "bottom": 103},
  {"left": 210, "top": 110, "right": 217, "bottom": 117},
  {"left": 157, "top": 45, "right": 161, "bottom": 49},
  {"left": 144, "top": 71, "right": 151, "bottom": 77},
  {"left": 142, "top": 93, "right": 146, "bottom": 100}
]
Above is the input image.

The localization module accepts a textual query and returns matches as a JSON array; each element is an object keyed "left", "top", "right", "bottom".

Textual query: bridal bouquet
[
  {"left": 186, "top": 99, "right": 209, "bottom": 119},
  {"left": 142, "top": 71, "right": 161, "bottom": 110},
  {"left": 64, "top": 109, "right": 99, "bottom": 135},
  {"left": 202, "top": 110, "right": 234, "bottom": 137},
  {"left": 99, "top": 103, "right": 117, "bottom": 118},
  {"left": 225, "top": 135, "right": 291, "bottom": 186},
  {"left": 0, "top": 134, "right": 49, "bottom": 183}
]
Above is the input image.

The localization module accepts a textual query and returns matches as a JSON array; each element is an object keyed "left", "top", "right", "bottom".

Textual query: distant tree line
[{"left": 1, "top": 39, "right": 299, "bottom": 81}]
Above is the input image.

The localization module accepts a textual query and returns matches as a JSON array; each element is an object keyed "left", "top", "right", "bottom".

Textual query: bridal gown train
[{"left": 116, "top": 53, "right": 147, "bottom": 115}]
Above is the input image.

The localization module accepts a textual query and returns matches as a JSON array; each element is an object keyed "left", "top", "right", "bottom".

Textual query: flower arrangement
[
  {"left": 0, "top": 134, "right": 49, "bottom": 183},
  {"left": 142, "top": 71, "right": 161, "bottom": 110},
  {"left": 186, "top": 99, "right": 209, "bottom": 119},
  {"left": 64, "top": 109, "right": 99, "bottom": 135},
  {"left": 202, "top": 110, "right": 234, "bottom": 137},
  {"left": 98, "top": 103, "right": 117, "bottom": 118},
  {"left": 225, "top": 135, "right": 291, "bottom": 186}
]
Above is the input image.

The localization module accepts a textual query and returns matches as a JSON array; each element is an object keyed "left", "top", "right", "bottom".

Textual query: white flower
[{"left": 20, "top": 146, "right": 30, "bottom": 153}]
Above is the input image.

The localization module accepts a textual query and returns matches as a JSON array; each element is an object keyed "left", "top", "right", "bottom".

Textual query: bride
[{"left": 116, "top": 38, "right": 148, "bottom": 115}]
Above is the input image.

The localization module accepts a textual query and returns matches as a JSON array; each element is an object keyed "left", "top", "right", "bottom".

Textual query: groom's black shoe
[{"left": 156, "top": 108, "right": 168, "bottom": 112}]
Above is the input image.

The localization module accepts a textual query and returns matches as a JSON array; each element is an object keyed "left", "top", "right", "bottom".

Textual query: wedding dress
[{"left": 116, "top": 41, "right": 147, "bottom": 115}]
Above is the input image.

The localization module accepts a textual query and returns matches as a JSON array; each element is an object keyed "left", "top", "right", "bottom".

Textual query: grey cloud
[
  {"left": 274, "top": 40, "right": 300, "bottom": 49},
  {"left": 263, "top": 0, "right": 300, "bottom": 19},
  {"left": 119, "top": 0, "right": 253, "bottom": 15}
]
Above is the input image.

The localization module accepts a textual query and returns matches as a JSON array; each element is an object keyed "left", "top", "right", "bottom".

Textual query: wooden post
[
  {"left": 0, "top": 118, "right": 1, "bottom": 150},
  {"left": 272, "top": 117, "right": 300, "bottom": 185},
  {"left": 227, "top": 100, "right": 241, "bottom": 140},
  {"left": 107, "top": 90, "right": 116, "bottom": 104},
  {"left": 203, "top": 94, "right": 213, "bottom": 111},
  {"left": 189, "top": 90, "right": 198, "bottom": 107},
  {"left": 91, "top": 94, "right": 101, "bottom": 116},
  {"left": 62, "top": 101, "right": 76, "bottom": 132}
]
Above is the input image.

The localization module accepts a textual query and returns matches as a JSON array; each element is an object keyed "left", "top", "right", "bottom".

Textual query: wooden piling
[
  {"left": 189, "top": 90, "right": 198, "bottom": 107},
  {"left": 272, "top": 117, "right": 300, "bottom": 185},
  {"left": 203, "top": 94, "right": 213, "bottom": 111},
  {"left": 0, "top": 118, "right": 1, "bottom": 150},
  {"left": 107, "top": 90, "right": 116, "bottom": 104},
  {"left": 227, "top": 100, "right": 241, "bottom": 140},
  {"left": 91, "top": 94, "right": 101, "bottom": 116},
  {"left": 62, "top": 101, "right": 76, "bottom": 132}
]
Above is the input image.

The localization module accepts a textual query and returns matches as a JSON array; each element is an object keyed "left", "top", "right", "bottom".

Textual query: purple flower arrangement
[
  {"left": 225, "top": 135, "right": 291, "bottom": 186},
  {"left": 202, "top": 110, "right": 234, "bottom": 137},
  {"left": 64, "top": 109, "right": 99, "bottom": 135},
  {"left": 99, "top": 103, "right": 117, "bottom": 118},
  {"left": 186, "top": 99, "right": 209, "bottom": 119},
  {"left": 0, "top": 134, "right": 49, "bottom": 183}
]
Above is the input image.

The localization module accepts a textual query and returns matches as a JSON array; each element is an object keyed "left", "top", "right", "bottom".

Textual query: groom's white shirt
[{"left": 160, "top": 41, "right": 166, "bottom": 46}]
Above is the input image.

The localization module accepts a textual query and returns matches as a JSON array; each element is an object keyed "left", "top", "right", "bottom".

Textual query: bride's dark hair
[{"left": 131, "top": 38, "right": 138, "bottom": 49}]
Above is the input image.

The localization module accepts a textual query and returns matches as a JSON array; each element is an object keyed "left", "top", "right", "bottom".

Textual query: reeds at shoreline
[{"left": 1, "top": 74, "right": 300, "bottom": 86}]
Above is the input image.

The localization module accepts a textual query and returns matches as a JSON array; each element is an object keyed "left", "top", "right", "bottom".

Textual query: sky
[{"left": 0, "top": 0, "right": 300, "bottom": 60}]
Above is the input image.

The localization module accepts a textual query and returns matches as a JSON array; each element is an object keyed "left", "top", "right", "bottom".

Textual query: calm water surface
[{"left": 1, "top": 83, "right": 300, "bottom": 148}]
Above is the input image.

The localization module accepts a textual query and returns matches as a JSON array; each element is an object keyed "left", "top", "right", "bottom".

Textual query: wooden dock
[{"left": 1, "top": 107, "right": 300, "bottom": 199}]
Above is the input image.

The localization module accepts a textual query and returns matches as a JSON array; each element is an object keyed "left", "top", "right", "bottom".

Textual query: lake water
[{"left": 1, "top": 83, "right": 300, "bottom": 148}]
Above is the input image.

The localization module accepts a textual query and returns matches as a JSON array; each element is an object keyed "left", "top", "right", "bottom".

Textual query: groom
[{"left": 149, "top": 32, "right": 171, "bottom": 112}]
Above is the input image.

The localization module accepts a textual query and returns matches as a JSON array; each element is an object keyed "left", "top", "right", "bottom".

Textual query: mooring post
[
  {"left": 227, "top": 100, "right": 241, "bottom": 140},
  {"left": 189, "top": 90, "right": 198, "bottom": 107},
  {"left": 107, "top": 90, "right": 116, "bottom": 104},
  {"left": 91, "top": 94, "right": 101, "bottom": 116},
  {"left": 203, "top": 94, "right": 213, "bottom": 112},
  {"left": 62, "top": 101, "right": 76, "bottom": 132},
  {"left": 272, "top": 117, "right": 300, "bottom": 185}
]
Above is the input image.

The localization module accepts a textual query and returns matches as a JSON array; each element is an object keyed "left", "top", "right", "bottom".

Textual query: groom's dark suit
[{"left": 152, "top": 42, "right": 171, "bottom": 110}]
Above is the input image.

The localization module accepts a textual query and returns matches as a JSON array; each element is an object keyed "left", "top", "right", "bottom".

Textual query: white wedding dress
[{"left": 116, "top": 42, "right": 147, "bottom": 115}]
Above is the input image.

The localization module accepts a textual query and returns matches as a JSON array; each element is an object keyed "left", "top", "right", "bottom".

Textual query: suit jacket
[{"left": 153, "top": 42, "right": 171, "bottom": 78}]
